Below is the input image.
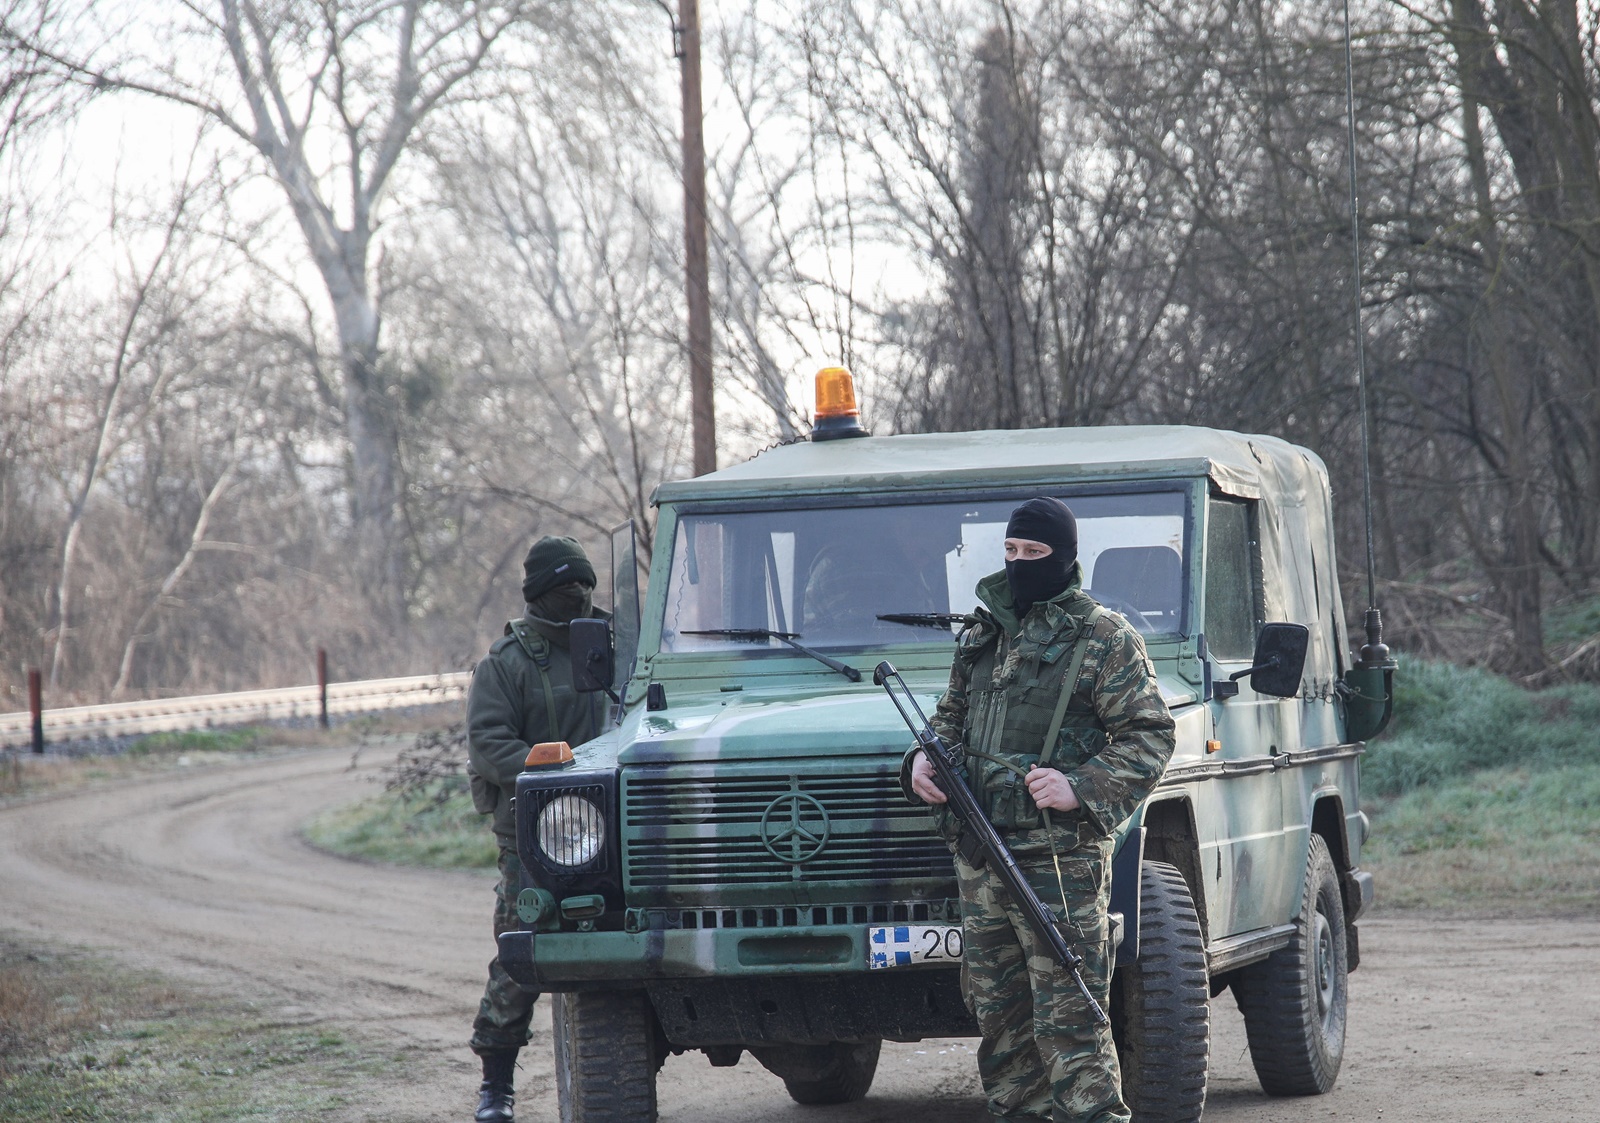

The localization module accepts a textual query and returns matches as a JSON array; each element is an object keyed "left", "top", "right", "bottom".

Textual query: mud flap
[{"left": 1110, "top": 825, "right": 1145, "bottom": 965}]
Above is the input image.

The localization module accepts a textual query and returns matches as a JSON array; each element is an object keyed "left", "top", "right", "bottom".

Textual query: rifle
[{"left": 874, "top": 659, "right": 1109, "bottom": 1026}]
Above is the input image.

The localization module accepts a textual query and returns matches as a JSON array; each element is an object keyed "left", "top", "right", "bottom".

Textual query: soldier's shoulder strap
[
  {"left": 955, "top": 607, "right": 1001, "bottom": 664},
  {"left": 1039, "top": 605, "right": 1107, "bottom": 766},
  {"left": 505, "top": 619, "right": 559, "bottom": 741}
]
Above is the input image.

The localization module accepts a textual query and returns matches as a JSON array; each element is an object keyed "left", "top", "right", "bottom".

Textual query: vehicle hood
[
  {"left": 610, "top": 686, "right": 930, "bottom": 766},
  {"left": 567, "top": 672, "right": 1200, "bottom": 770}
]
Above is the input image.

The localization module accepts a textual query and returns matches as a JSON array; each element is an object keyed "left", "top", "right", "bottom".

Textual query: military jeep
[{"left": 499, "top": 399, "right": 1391, "bottom": 1123}]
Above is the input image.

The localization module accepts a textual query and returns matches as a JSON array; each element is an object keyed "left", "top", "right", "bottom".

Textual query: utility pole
[{"left": 678, "top": 0, "right": 716, "bottom": 476}]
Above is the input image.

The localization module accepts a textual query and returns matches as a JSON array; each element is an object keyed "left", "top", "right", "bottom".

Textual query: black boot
[{"left": 475, "top": 1049, "right": 517, "bottom": 1123}]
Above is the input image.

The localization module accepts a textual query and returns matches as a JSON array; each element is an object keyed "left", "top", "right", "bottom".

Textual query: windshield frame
[{"left": 647, "top": 482, "right": 1197, "bottom": 664}]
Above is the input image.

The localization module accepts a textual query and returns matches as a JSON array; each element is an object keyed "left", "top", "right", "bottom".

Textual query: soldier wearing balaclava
[
  {"left": 465, "top": 535, "right": 608, "bottom": 1123},
  {"left": 1004, "top": 496, "right": 1080, "bottom": 618},
  {"left": 902, "top": 498, "right": 1175, "bottom": 1123}
]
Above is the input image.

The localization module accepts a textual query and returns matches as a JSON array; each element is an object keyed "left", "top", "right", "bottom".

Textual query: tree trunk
[
  {"left": 334, "top": 308, "right": 406, "bottom": 634},
  {"left": 1452, "top": 16, "right": 1547, "bottom": 671}
]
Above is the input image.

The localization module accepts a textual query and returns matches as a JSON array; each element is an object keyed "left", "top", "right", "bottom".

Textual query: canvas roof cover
[{"left": 653, "top": 425, "right": 1316, "bottom": 505}]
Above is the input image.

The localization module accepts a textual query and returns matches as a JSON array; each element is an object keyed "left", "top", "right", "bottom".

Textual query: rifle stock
[{"left": 875, "top": 660, "right": 1110, "bottom": 1026}]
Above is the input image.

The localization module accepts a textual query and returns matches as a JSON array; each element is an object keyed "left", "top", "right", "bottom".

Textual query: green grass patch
[
  {"left": 1363, "top": 658, "right": 1600, "bottom": 795},
  {"left": 0, "top": 934, "right": 401, "bottom": 1121},
  {"left": 304, "top": 780, "right": 497, "bottom": 870},
  {"left": 1362, "top": 658, "right": 1600, "bottom": 914},
  {"left": 126, "top": 726, "right": 269, "bottom": 757},
  {"left": 1545, "top": 592, "right": 1600, "bottom": 647},
  {"left": 1365, "top": 764, "right": 1600, "bottom": 913}
]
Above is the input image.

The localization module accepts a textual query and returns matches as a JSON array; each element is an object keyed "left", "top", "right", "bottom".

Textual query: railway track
[{"left": 0, "top": 671, "right": 470, "bottom": 750}]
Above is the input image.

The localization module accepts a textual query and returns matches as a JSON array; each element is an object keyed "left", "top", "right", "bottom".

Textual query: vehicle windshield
[{"left": 660, "top": 491, "right": 1188, "bottom": 653}]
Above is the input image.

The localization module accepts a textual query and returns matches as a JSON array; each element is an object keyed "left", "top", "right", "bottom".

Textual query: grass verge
[
  {"left": 1364, "top": 764, "right": 1600, "bottom": 913},
  {"left": 303, "top": 784, "right": 496, "bottom": 870},
  {"left": 304, "top": 723, "right": 496, "bottom": 870},
  {"left": 1363, "top": 659, "right": 1600, "bottom": 914},
  {"left": 0, "top": 933, "right": 400, "bottom": 1121}
]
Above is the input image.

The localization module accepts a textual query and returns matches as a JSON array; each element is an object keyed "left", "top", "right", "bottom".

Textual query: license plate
[{"left": 867, "top": 924, "right": 964, "bottom": 969}]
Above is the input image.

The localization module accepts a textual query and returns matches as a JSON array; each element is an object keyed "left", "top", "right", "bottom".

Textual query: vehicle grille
[
  {"left": 627, "top": 898, "right": 962, "bottom": 932},
  {"left": 622, "top": 767, "right": 953, "bottom": 892}
]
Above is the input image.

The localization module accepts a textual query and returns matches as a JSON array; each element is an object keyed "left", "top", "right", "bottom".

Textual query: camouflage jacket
[
  {"left": 466, "top": 610, "right": 608, "bottom": 840},
  {"left": 906, "top": 566, "right": 1175, "bottom": 852}
]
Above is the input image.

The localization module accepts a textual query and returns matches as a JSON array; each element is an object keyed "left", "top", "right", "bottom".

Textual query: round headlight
[{"left": 536, "top": 794, "right": 606, "bottom": 868}]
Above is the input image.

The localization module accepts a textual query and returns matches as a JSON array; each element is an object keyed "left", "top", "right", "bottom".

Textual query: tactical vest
[{"left": 957, "top": 593, "right": 1112, "bottom": 832}]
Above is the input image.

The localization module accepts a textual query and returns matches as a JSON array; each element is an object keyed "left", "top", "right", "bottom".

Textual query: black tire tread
[
  {"left": 781, "top": 1040, "right": 881, "bottom": 1106},
  {"left": 1232, "top": 834, "right": 1347, "bottom": 1096},
  {"left": 1114, "top": 859, "right": 1209, "bottom": 1123},
  {"left": 553, "top": 990, "right": 659, "bottom": 1123}
]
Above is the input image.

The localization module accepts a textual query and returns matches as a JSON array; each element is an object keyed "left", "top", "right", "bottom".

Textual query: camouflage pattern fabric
[
  {"left": 905, "top": 564, "right": 1175, "bottom": 1121},
  {"left": 957, "top": 843, "right": 1122, "bottom": 1122},
  {"left": 470, "top": 841, "right": 539, "bottom": 1056},
  {"left": 917, "top": 565, "right": 1175, "bottom": 848}
]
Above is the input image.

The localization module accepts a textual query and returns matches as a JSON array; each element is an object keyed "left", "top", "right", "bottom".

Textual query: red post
[
  {"left": 28, "top": 667, "right": 43, "bottom": 753},
  {"left": 317, "top": 648, "right": 329, "bottom": 729}
]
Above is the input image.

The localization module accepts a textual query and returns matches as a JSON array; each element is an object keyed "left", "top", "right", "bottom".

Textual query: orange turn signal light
[
  {"left": 814, "top": 366, "right": 860, "bottom": 419},
  {"left": 526, "top": 741, "right": 574, "bottom": 768},
  {"left": 1206, "top": 739, "right": 1221, "bottom": 755}
]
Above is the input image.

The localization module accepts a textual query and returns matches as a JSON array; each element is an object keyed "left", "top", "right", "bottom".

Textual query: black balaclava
[
  {"left": 529, "top": 582, "right": 593, "bottom": 625},
  {"left": 1004, "top": 497, "right": 1079, "bottom": 618}
]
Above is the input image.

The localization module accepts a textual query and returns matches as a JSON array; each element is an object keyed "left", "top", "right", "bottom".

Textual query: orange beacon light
[{"left": 812, "top": 367, "right": 870, "bottom": 441}]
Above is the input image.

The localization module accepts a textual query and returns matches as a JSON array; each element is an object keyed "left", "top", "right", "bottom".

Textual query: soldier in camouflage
[
  {"left": 465, "top": 536, "right": 607, "bottom": 1123},
  {"left": 905, "top": 498, "right": 1175, "bottom": 1122}
]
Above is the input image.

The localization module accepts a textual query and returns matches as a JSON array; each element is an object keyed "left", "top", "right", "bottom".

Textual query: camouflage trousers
[
  {"left": 470, "top": 840, "right": 540, "bottom": 1056},
  {"left": 956, "top": 836, "right": 1127, "bottom": 1123}
]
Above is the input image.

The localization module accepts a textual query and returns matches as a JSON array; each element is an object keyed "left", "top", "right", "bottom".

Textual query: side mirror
[
  {"left": 1228, "top": 622, "right": 1309, "bottom": 698},
  {"left": 569, "top": 618, "right": 613, "bottom": 694}
]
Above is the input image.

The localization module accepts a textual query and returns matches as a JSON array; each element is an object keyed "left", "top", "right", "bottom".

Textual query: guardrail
[{"left": 0, "top": 672, "right": 470, "bottom": 750}]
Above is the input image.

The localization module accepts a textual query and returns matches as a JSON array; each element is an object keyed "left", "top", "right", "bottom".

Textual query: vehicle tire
[
  {"left": 1111, "top": 860, "right": 1210, "bottom": 1123},
  {"left": 751, "top": 1040, "right": 882, "bottom": 1105},
  {"left": 1232, "top": 833, "right": 1348, "bottom": 1096},
  {"left": 553, "top": 990, "right": 660, "bottom": 1123}
]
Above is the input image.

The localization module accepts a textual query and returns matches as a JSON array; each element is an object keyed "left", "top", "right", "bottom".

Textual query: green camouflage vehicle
[{"left": 499, "top": 405, "right": 1392, "bottom": 1123}]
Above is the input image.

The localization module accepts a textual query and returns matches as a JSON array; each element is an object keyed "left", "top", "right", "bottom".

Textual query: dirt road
[{"left": 1, "top": 744, "right": 1594, "bottom": 1121}]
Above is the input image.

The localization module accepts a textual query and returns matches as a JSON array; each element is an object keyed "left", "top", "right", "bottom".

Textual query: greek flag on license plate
[{"left": 869, "top": 926, "right": 916, "bottom": 969}]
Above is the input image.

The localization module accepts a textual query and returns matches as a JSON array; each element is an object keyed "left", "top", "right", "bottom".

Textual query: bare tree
[
  {"left": 10, "top": 1, "right": 567, "bottom": 631},
  {"left": 45, "top": 162, "right": 218, "bottom": 687}
]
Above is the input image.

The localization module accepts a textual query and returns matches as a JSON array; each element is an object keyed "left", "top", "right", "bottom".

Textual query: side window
[{"left": 1205, "top": 497, "right": 1262, "bottom": 660}]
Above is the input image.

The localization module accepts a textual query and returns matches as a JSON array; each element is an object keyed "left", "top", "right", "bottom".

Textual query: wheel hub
[{"left": 1313, "top": 911, "right": 1336, "bottom": 1024}]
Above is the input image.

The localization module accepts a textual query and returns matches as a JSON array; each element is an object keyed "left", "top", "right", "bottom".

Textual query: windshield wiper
[
  {"left": 876, "top": 612, "right": 969, "bottom": 630},
  {"left": 680, "top": 629, "right": 862, "bottom": 682}
]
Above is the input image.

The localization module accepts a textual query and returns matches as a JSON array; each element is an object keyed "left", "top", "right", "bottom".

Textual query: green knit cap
[{"left": 522, "top": 536, "right": 596, "bottom": 603}]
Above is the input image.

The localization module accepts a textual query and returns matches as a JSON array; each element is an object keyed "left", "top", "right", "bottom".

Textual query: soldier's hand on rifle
[
  {"left": 910, "top": 749, "right": 948, "bottom": 804},
  {"left": 1026, "top": 766, "right": 1081, "bottom": 812}
]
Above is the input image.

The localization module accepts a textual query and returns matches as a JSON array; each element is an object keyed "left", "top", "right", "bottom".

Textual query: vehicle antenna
[{"left": 1342, "top": 0, "right": 1388, "bottom": 667}]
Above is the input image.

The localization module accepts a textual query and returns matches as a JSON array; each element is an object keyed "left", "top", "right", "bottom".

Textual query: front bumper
[
  {"left": 498, "top": 923, "right": 915, "bottom": 991},
  {"left": 500, "top": 909, "right": 1123, "bottom": 993}
]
